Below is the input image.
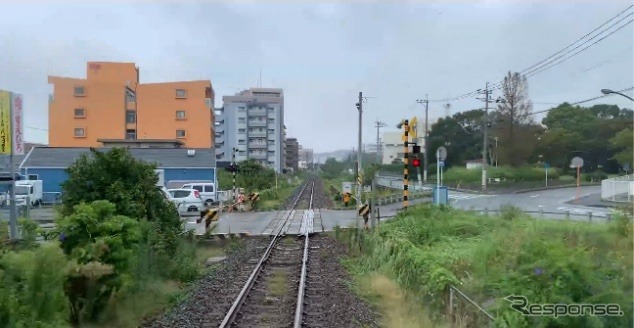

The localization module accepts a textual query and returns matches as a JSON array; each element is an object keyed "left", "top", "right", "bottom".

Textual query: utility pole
[
  {"left": 477, "top": 83, "right": 493, "bottom": 191},
  {"left": 416, "top": 96, "right": 429, "bottom": 183},
  {"left": 374, "top": 119, "right": 386, "bottom": 165},
  {"left": 356, "top": 92, "right": 363, "bottom": 231},
  {"left": 232, "top": 147, "right": 238, "bottom": 201}
]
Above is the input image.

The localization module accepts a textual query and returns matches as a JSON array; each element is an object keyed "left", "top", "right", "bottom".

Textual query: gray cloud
[{"left": 0, "top": 2, "right": 632, "bottom": 153}]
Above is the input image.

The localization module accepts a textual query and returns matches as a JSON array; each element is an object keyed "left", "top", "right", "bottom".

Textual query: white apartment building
[{"left": 215, "top": 88, "right": 285, "bottom": 172}]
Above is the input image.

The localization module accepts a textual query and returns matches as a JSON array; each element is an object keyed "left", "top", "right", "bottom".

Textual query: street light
[{"left": 601, "top": 89, "right": 634, "bottom": 101}]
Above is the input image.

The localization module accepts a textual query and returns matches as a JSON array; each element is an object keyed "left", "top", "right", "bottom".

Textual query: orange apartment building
[{"left": 48, "top": 62, "right": 214, "bottom": 148}]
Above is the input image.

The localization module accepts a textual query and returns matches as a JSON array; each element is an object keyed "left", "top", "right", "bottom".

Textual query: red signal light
[{"left": 413, "top": 158, "right": 421, "bottom": 167}]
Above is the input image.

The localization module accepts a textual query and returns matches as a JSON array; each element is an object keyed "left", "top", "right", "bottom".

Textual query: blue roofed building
[{"left": 20, "top": 146, "right": 216, "bottom": 202}]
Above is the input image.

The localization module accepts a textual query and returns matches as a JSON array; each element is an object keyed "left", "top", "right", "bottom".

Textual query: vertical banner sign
[
  {"left": 0, "top": 91, "right": 11, "bottom": 154},
  {"left": 12, "top": 94, "right": 24, "bottom": 155}
]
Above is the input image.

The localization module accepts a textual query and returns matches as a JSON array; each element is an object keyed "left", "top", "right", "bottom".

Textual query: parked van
[{"left": 180, "top": 182, "right": 217, "bottom": 206}]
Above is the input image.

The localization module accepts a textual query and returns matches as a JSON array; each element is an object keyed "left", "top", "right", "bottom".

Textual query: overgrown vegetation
[
  {"left": 340, "top": 205, "right": 633, "bottom": 328},
  {"left": 0, "top": 147, "right": 220, "bottom": 327}
]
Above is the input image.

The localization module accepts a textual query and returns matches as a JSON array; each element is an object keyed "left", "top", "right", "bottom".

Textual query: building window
[
  {"left": 268, "top": 129, "right": 275, "bottom": 133},
  {"left": 176, "top": 110, "right": 186, "bottom": 119},
  {"left": 126, "top": 110, "right": 136, "bottom": 123},
  {"left": 268, "top": 107, "right": 274, "bottom": 112},
  {"left": 175, "top": 89, "right": 187, "bottom": 98},
  {"left": 238, "top": 139, "right": 246, "bottom": 145},
  {"left": 125, "top": 129, "right": 136, "bottom": 139},
  {"left": 238, "top": 128, "right": 246, "bottom": 133},
  {"left": 176, "top": 129, "right": 186, "bottom": 138},
  {"left": 74, "top": 86, "right": 85, "bottom": 96},
  {"left": 238, "top": 107, "right": 246, "bottom": 112},
  {"left": 268, "top": 118, "right": 274, "bottom": 122},
  {"left": 74, "top": 127, "right": 85, "bottom": 138},
  {"left": 126, "top": 90, "right": 136, "bottom": 102},
  {"left": 28, "top": 174, "right": 38, "bottom": 180},
  {"left": 238, "top": 117, "right": 245, "bottom": 123},
  {"left": 74, "top": 108, "right": 85, "bottom": 118}
]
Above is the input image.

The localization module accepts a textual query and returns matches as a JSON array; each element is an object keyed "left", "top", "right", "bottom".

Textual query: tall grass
[{"left": 342, "top": 205, "right": 633, "bottom": 327}]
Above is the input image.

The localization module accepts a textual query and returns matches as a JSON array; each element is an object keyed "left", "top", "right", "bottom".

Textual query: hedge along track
[{"left": 218, "top": 180, "right": 315, "bottom": 328}]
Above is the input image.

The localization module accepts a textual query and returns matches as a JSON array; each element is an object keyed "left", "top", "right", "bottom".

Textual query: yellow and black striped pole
[{"left": 403, "top": 119, "right": 409, "bottom": 209}]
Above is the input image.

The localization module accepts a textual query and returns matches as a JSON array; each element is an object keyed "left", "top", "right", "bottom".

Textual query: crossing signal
[
  {"left": 412, "top": 145, "right": 421, "bottom": 154},
  {"left": 413, "top": 158, "right": 421, "bottom": 167}
]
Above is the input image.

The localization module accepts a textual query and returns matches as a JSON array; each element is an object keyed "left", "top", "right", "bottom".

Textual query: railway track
[{"left": 218, "top": 179, "right": 316, "bottom": 328}]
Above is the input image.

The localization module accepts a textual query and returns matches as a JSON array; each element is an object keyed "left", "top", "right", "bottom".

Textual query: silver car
[{"left": 168, "top": 188, "right": 204, "bottom": 215}]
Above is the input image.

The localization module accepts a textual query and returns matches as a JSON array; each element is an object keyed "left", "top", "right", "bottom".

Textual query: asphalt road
[{"left": 450, "top": 185, "right": 615, "bottom": 220}]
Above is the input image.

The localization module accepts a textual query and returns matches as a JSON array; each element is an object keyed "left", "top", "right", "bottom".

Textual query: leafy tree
[
  {"left": 428, "top": 109, "right": 485, "bottom": 167},
  {"left": 236, "top": 159, "right": 276, "bottom": 191},
  {"left": 610, "top": 128, "right": 633, "bottom": 167},
  {"left": 540, "top": 103, "right": 633, "bottom": 173},
  {"left": 60, "top": 147, "right": 181, "bottom": 250},
  {"left": 494, "top": 71, "right": 535, "bottom": 166},
  {"left": 218, "top": 159, "right": 277, "bottom": 192},
  {"left": 56, "top": 200, "right": 141, "bottom": 323},
  {"left": 534, "top": 127, "right": 582, "bottom": 168},
  {"left": 320, "top": 157, "right": 346, "bottom": 179}
]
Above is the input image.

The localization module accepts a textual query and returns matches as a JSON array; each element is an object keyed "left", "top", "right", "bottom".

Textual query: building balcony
[
  {"left": 250, "top": 152, "right": 267, "bottom": 159},
  {"left": 249, "top": 142, "right": 267, "bottom": 149},
  {"left": 248, "top": 108, "right": 267, "bottom": 116},
  {"left": 248, "top": 120, "right": 267, "bottom": 127},
  {"left": 249, "top": 130, "right": 267, "bottom": 137}
]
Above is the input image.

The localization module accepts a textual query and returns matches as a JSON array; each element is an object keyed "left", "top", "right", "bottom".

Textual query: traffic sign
[
  {"left": 409, "top": 116, "right": 418, "bottom": 139},
  {"left": 439, "top": 161, "right": 445, "bottom": 167},
  {"left": 570, "top": 157, "right": 584, "bottom": 168},
  {"left": 624, "top": 163, "right": 630, "bottom": 172},
  {"left": 342, "top": 182, "right": 353, "bottom": 194},
  {"left": 436, "top": 146, "right": 447, "bottom": 161},
  {"left": 544, "top": 162, "right": 550, "bottom": 169}
]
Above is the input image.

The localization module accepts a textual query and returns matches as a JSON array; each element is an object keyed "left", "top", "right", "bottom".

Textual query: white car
[{"left": 167, "top": 188, "right": 204, "bottom": 215}]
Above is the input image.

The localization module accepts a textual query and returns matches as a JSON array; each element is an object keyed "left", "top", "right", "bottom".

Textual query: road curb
[{"left": 513, "top": 183, "right": 601, "bottom": 194}]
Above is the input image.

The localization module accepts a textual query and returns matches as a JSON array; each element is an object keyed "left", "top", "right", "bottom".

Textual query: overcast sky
[{"left": 0, "top": 1, "right": 632, "bottom": 153}]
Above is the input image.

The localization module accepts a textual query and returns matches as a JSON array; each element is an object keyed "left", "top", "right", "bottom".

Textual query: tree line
[{"left": 427, "top": 71, "right": 632, "bottom": 174}]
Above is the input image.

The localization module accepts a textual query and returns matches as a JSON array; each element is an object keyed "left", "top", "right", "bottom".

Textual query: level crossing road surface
[
  {"left": 1, "top": 186, "right": 616, "bottom": 235},
  {"left": 186, "top": 186, "right": 618, "bottom": 235}
]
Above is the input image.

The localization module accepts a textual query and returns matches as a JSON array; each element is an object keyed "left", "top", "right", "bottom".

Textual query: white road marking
[{"left": 530, "top": 195, "right": 540, "bottom": 198}]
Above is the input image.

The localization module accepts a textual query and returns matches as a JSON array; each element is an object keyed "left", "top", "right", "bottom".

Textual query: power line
[
  {"left": 429, "top": 5, "right": 633, "bottom": 102},
  {"left": 512, "top": 6, "right": 633, "bottom": 78},
  {"left": 488, "top": 7, "right": 633, "bottom": 90},
  {"left": 524, "top": 19, "right": 633, "bottom": 79},
  {"left": 515, "top": 87, "right": 634, "bottom": 119}
]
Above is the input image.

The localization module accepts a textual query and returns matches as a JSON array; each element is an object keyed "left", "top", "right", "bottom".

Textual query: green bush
[
  {"left": 442, "top": 166, "right": 560, "bottom": 183},
  {"left": 584, "top": 170, "right": 608, "bottom": 182},
  {"left": 60, "top": 147, "right": 181, "bottom": 253},
  {"left": 350, "top": 205, "right": 633, "bottom": 327},
  {"left": 54, "top": 200, "right": 142, "bottom": 324},
  {"left": 0, "top": 242, "right": 70, "bottom": 328}
]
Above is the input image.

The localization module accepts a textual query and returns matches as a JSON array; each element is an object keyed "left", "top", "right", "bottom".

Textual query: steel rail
[
  {"left": 293, "top": 181, "right": 314, "bottom": 327},
  {"left": 218, "top": 180, "right": 314, "bottom": 328}
]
